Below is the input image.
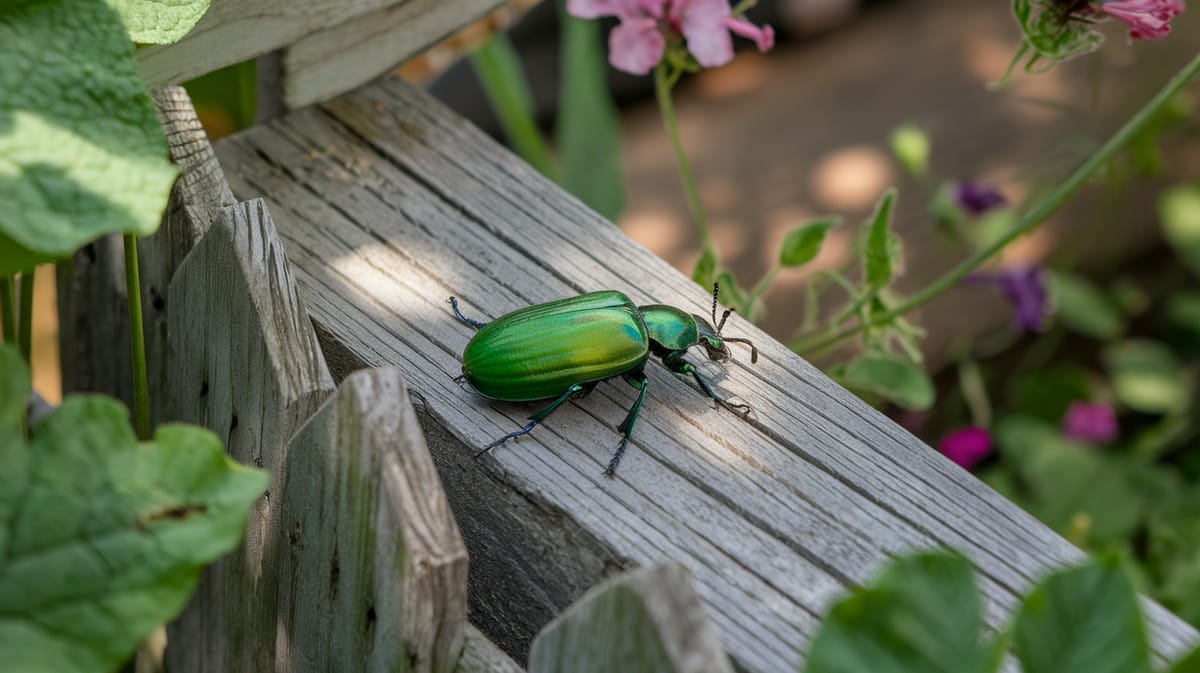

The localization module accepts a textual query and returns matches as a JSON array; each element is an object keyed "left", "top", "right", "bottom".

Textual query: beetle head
[{"left": 696, "top": 282, "right": 759, "bottom": 364}]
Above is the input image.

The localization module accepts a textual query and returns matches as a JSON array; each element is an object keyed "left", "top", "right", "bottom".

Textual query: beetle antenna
[
  {"left": 717, "top": 308, "right": 734, "bottom": 334},
  {"left": 722, "top": 337, "right": 759, "bottom": 364},
  {"left": 711, "top": 282, "right": 721, "bottom": 327}
]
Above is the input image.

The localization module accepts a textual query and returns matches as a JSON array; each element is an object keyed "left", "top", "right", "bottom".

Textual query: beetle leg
[
  {"left": 605, "top": 372, "right": 649, "bottom": 477},
  {"left": 662, "top": 353, "right": 752, "bottom": 418},
  {"left": 475, "top": 383, "right": 586, "bottom": 459},
  {"left": 447, "top": 296, "right": 489, "bottom": 330}
]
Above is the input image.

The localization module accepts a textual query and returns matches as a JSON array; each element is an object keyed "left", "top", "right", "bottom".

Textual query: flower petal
[
  {"left": 1099, "top": 0, "right": 1186, "bottom": 40},
  {"left": 723, "top": 17, "right": 775, "bottom": 52},
  {"left": 609, "top": 17, "right": 666, "bottom": 75},
  {"left": 679, "top": 0, "right": 734, "bottom": 66},
  {"left": 568, "top": 0, "right": 626, "bottom": 19}
]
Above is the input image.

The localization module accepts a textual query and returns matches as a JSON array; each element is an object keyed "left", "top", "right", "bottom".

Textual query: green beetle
[{"left": 448, "top": 284, "right": 758, "bottom": 476}]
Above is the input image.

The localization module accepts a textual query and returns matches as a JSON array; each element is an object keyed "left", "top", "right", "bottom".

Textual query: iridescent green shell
[{"left": 638, "top": 304, "right": 700, "bottom": 352}]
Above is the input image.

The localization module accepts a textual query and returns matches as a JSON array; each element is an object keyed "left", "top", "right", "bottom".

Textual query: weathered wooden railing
[{"left": 56, "top": 1, "right": 1200, "bottom": 672}]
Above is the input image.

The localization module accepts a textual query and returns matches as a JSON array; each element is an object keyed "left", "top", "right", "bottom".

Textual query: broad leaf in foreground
[
  {"left": 0, "top": 373, "right": 267, "bottom": 672},
  {"left": 107, "top": 0, "right": 212, "bottom": 44}
]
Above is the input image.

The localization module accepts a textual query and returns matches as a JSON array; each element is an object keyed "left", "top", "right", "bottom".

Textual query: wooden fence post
[
  {"left": 276, "top": 367, "right": 468, "bottom": 673},
  {"left": 529, "top": 563, "right": 734, "bottom": 673},
  {"left": 165, "top": 198, "right": 335, "bottom": 673}
]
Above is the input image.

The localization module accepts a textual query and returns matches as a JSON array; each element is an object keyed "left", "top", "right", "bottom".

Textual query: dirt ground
[{"left": 614, "top": 0, "right": 1200, "bottom": 363}]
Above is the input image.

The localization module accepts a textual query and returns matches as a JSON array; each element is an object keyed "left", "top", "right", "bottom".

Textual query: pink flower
[
  {"left": 1098, "top": 0, "right": 1185, "bottom": 40},
  {"left": 937, "top": 426, "right": 992, "bottom": 470},
  {"left": 1062, "top": 401, "right": 1119, "bottom": 443},
  {"left": 567, "top": 0, "right": 775, "bottom": 75}
]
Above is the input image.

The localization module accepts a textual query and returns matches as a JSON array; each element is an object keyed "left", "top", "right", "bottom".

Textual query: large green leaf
[
  {"left": 107, "top": 0, "right": 212, "bottom": 44},
  {"left": 0, "top": 392, "right": 267, "bottom": 673},
  {"left": 0, "top": 345, "right": 28, "bottom": 429},
  {"left": 804, "top": 553, "right": 994, "bottom": 673},
  {"left": 1047, "top": 271, "right": 1125, "bottom": 340},
  {"left": 1013, "top": 556, "right": 1151, "bottom": 673},
  {"left": 1167, "top": 646, "right": 1200, "bottom": 673},
  {"left": 1103, "top": 340, "right": 1189, "bottom": 414},
  {"left": 839, "top": 353, "right": 934, "bottom": 411},
  {"left": 556, "top": 2, "right": 626, "bottom": 221},
  {"left": 862, "top": 189, "right": 900, "bottom": 288},
  {"left": 0, "top": 0, "right": 179, "bottom": 275},
  {"left": 1159, "top": 185, "right": 1200, "bottom": 276},
  {"left": 779, "top": 217, "right": 839, "bottom": 268}
]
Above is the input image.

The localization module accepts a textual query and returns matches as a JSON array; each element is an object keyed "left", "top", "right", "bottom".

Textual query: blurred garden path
[{"left": 616, "top": 0, "right": 1200, "bottom": 365}]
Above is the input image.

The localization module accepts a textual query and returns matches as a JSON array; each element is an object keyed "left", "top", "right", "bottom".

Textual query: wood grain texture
[
  {"left": 277, "top": 366, "right": 468, "bottom": 673},
  {"left": 57, "top": 86, "right": 233, "bottom": 417},
  {"left": 456, "top": 626, "right": 526, "bottom": 673},
  {"left": 165, "top": 199, "right": 335, "bottom": 673},
  {"left": 528, "top": 563, "right": 734, "bottom": 673},
  {"left": 212, "top": 75, "right": 1200, "bottom": 671},
  {"left": 134, "top": 0, "right": 498, "bottom": 90},
  {"left": 278, "top": 0, "right": 498, "bottom": 110}
]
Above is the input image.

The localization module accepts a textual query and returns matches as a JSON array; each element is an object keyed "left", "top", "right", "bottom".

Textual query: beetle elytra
[{"left": 448, "top": 284, "right": 757, "bottom": 476}]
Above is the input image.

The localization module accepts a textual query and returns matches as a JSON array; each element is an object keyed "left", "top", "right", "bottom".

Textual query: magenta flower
[
  {"left": 1098, "top": 0, "right": 1185, "bottom": 40},
  {"left": 938, "top": 426, "right": 992, "bottom": 470},
  {"left": 966, "top": 266, "right": 1048, "bottom": 333},
  {"left": 1062, "top": 401, "right": 1119, "bottom": 444},
  {"left": 567, "top": 0, "right": 775, "bottom": 75},
  {"left": 952, "top": 181, "right": 1007, "bottom": 216}
]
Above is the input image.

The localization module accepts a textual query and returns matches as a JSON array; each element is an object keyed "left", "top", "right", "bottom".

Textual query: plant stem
[
  {"left": 0, "top": 277, "right": 14, "bottom": 345},
  {"left": 18, "top": 270, "right": 33, "bottom": 363},
  {"left": 795, "top": 49, "right": 1200, "bottom": 356},
  {"left": 124, "top": 235, "right": 150, "bottom": 441},
  {"left": 471, "top": 34, "right": 557, "bottom": 180},
  {"left": 655, "top": 63, "right": 714, "bottom": 256}
]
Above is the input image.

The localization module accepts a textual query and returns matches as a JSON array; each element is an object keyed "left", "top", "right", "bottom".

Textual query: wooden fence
[{"left": 56, "top": 1, "right": 1200, "bottom": 672}]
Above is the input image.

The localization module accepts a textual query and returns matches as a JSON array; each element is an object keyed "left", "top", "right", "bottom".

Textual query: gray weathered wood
[
  {"left": 57, "top": 85, "right": 234, "bottom": 415},
  {"left": 277, "top": 0, "right": 496, "bottom": 110},
  {"left": 165, "top": 198, "right": 335, "bottom": 673},
  {"left": 456, "top": 626, "right": 526, "bottom": 673},
  {"left": 135, "top": 0, "right": 502, "bottom": 93},
  {"left": 277, "top": 366, "right": 468, "bottom": 673},
  {"left": 529, "top": 563, "right": 733, "bottom": 673},
  {"left": 213, "top": 74, "right": 1200, "bottom": 672}
]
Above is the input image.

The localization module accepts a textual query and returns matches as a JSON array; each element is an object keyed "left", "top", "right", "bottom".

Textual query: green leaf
[
  {"left": 106, "top": 0, "right": 212, "bottom": 44},
  {"left": 1166, "top": 645, "right": 1200, "bottom": 673},
  {"left": 693, "top": 248, "right": 716, "bottom": 289},
  {"left": 471, "top": 33, "right": 556, "bottom": 180},
  {"left": 556, "top": 3, "right": 626, "bottom": 221},
  {"left": 779, "top": 216, "right": 840, "bottom": 268},
  {"left": 995, "top": 416, "right": 1141, "bottom": 544},
  {"left": 716, "top": 272, "right": 748, "bottom": 315},
  {"left": 1159, "top": 185, "right": 1200, "bottom": 276},
  {"left": 862, "top": 189, "right": 900, "bottom": 288},
  {"left": 1103, "top": 340, "right": 1189, "bottom": 414},
  {"left": 1047, "top": 271, "right": 1125, "bottom": 340},
  {"left": 840, "top": 353, "right": 934, "bottom": 411},
  {"left": 1009, "top": 366, "right": 1092, "bottom": 423},
  {"left": 804, "top": 552, "right": 993, "bottom": 673},
  {"left": 0, "top": 344, "right": 30, "bottom": 430},
  {"left": 890, "top": 125, "right": 929, "bottom": 178},
  {"left": 1013, "top": 556, "right": 1151, "bottom": 673},
  {"left": 1146, "top": 490, "right": 1200, "bottom": 628},
  {"left": 1166, "top": 292, "right": 1200, "bottom": 338},
  {"left": 0, "top": 0, "right": 179, "bottom": 276},
  {"left": 0, "top": 395, "right": 268, "bottom": 673}
]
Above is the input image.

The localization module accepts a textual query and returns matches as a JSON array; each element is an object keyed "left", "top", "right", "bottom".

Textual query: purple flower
[
  {"left": 938, "top": 426, "right": 992, "bottom": 470},
  {"left": 966, "top": 266, "right": 1048, "bottom": 333},
  {"left": 1062, "top": 401, "right": 1119, "bottom": 444},
  {"left": 1098, "top": 0, "right": 1185, "bottom": 40},
  {"left": 567, "top": 0, "right": 775, "bottom": 75},
  {"left": 952, "top": 181, "right": 1007, "bottom": 216}
]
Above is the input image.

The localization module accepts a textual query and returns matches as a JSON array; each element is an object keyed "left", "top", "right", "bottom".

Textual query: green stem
[
  {"left": 796, "top": 49, "right": 1200, "bottom": 356},
  {"left": 655, "top": 63, "right": 714, "bottom": 255},
  {"left": 471, "top": 34, "right": 557, "bottom": 180},
  {"left": 18, "top": 270, "right": 33, "bottom": 363},
  {"left": 0, "top": 277, "right": 14, "bottom": 345},
  {"left": 125, "top": 235, "right": 150, "bottom": 441},
  {"left": 748, "top": 266, "right": 779, "bottom": 304}
]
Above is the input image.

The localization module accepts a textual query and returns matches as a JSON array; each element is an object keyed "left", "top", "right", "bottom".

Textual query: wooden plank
[
  {"left": 165, "top": 198, "right": 335, "bottom": 673},
  {"left": 456, "top": 626, "right": 526, "bottom": 673},
  {"left": 212, "top": 76, "right": 1199, "bottom": 671},
  {"left": 279, "top": 0, "right": 498, "bottom": 110},
  {"left": 134, "top": 0, "right": 502, "bottom": 91},
  {"left": 528, "top": 563, "right": 733, "bottom": 673},
  {"left": 277, "top": 366, "right": 468, "bottom": 673},
  {"left": 57, "top": 85, "right": 234, "bottom": 417}
]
